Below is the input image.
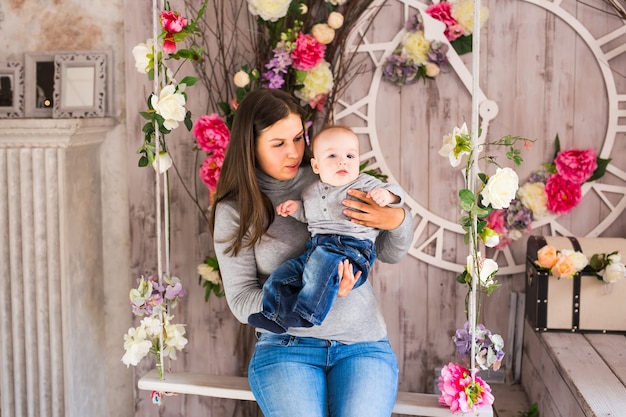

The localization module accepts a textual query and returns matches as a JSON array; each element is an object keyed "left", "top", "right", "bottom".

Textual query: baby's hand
[
  {"left": 366, "top": 188, "right": 398, "bottom": 207},
  {"left": 276, "top": 200, "right": 300, "bottom": 217}
]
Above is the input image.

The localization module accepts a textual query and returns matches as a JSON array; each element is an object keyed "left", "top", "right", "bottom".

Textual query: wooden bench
[
  {"left": 138, "top": 369, "right": 494, "bottom": 416},
  {"left": 521, "top": 320, "right": 626, "bottom": 417}
]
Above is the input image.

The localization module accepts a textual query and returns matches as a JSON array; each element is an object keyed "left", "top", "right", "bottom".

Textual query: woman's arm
[
  {"left": 213, "top": 202, "right": 264, "bottom": 323},
  {"left": 342, "top": 189, "right": 413, "bottom": 264}
]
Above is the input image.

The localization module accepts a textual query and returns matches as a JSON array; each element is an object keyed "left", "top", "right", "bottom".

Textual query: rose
[
  {"left": 193, "top": 113, "right": 231, "bottom": 154},
  {"left": 150, "top": 84, "right": 187, "bottom": 130},
  {"left": 161, "top": 10, "right": 188, "bottom": 33},
  {"left": 545, "top": 174, "right": 581, "bottom": 214},
  {"left": 402, "top": 30, "right": 430, "bottom": 65},
  {"left": 480, "top": 227, "right": 500, "bottom": 248},
  {"left": 554, "top": 148, "right": 597, "bottom": 184},
  {"left": 560, "top": 249, "right": 588, "bottom": 272},
  {"left": 601, "top": 261, "right": 626, "bottom": 283},
  {"left": 312, "top": 23, "right": 335, "bottom": 45},
  {"left": 425, "top": 62, "right": 440, "bottom": 77},
  {"left": 198, "top": 263, "right": 221, "bottom": 285},
  {"left": 199, "top": 153, "right": 225, "bottom": 191},
  {"left": 132, "top": 39, "right": 154, "bottom": 74},
  {"left": 247, "top": 0, "right": 291, "bottom": 22},
  {"left": 467, "top": 254, "right": 498, "bottom": 287},
  {"left": 291, "top": 33, "right": 326, "bottom": 71},
  {"left": 551, "top": 255, "right": 577, "bottom": 278},
  {"left": 233, "top": 70, "right": 251, "bottom": 88},
  {"left": 480, "top": 167, "right": 519, "bottom": 209},
  {"left": 294, "top": 61, "right": 334, "bottom": 103},
  {"left": 327, "top": 11, "right": 344, "bottom": 29},
  {"left": 517, "top": 181, "right": 548, "bottom": 218},
  {"left": 152, "top": 151, "right": 173, "bottom": 174},
  {"left": 537, "top": 245, "right": 559, "bottom": 269}
]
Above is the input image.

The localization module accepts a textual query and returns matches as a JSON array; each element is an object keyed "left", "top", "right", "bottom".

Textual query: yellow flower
[
  {"left": 402, "top": 31, "right": 430, "bottom": 65},
  {"left": 452, "top": 0, "right": 489, "bottom": 35},
  {"left": 517, "top": 182, "right": 548, "bottom": 218},
  {"left": 295, "top": 61, "right": 334, "bottom": 102}
]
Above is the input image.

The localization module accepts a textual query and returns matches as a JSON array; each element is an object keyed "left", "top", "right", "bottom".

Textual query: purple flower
[
  {"left": 165, "top": 282, "right": 185, "bottom": 300},
  {"left": 427, "top": 41, "right": 449, "bottom": 68},
  {"left": 262, "top": 69, "right": 286, "bottom": 89},
  {"left": 404, "top": 14, "right": 424, "bottom": 32},
  {"left": 382, "top": 53, "right": 421, "bottom": 86},
  {"left": 504, "top": 199, "right": 534, "bottom": 233}
]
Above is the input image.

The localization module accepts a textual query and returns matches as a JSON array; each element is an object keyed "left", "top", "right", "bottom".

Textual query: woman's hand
[
  {"left": 337, "top": 259, "right": 361, "bottom": 297},
  {"left": 342, "top": 189, "right": 405, "bottom": 230}
]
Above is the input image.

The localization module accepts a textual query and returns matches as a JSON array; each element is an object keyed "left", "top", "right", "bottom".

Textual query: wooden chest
[{"left": 525, "top": 235, "right": 626, "bottom": 333}]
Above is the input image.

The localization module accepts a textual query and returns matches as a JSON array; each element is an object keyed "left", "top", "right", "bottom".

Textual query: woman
[{"left": 209, "top": 88, "right": 412, "bottom": 417}]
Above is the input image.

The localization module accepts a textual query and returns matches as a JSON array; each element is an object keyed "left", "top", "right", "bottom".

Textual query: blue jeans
[
  {"left": 248, "top": 333, "right": 399, "bottom": 417},
  {"left": 248, "top": 234, "right": 376, "bottom": 333}
]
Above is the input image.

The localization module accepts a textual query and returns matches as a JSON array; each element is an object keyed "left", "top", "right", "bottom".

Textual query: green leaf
[
  {"left": 458, "top": 189, "right": 475, "bottom": 211},
  {"left": 179, "top": 75, "right": 198, "bottom": 87},
  {"left": 587, "top": 157, "right": 611, "bottom": 182},
  {"left": 184, "top": 111, "right": 193, "bottom": 131},
  {"left": 553, "top": 134, "right": 561, "bottom": 160},
  {"left": 450, "top": 35, "right": 473, "bottom": 55},
  {"left": 138, "top": 156, "right": 149, "bottom": 167}
]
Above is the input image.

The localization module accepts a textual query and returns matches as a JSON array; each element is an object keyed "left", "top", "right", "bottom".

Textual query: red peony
[
  {"left": 291, "top": 33, "right": 326, "bottom": 71},
  {"left": 544, "top": 174, "right": 582, "bottom": 214},
  {"left": 193, "top": 113, "right": 230, "bottom": 154},
  {"left": 438, "top": 362, "right": 494, "bottom": 413},
  {"left": 199, "top": 151, "right": 225, "bottom": 191},
  {"left": 554, "top": 148, "right": 597, "bottom": 184},
  {"left": 426, "top": 2, "right": 463, "bottom": 41}
]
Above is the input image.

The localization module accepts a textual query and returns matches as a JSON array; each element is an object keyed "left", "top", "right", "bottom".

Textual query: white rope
[
  {"left": 152, "top": 0, "right": 165, "bottom": 378},
  {"left": 468, "top": 0, "right": 482, "bottom": 378}
]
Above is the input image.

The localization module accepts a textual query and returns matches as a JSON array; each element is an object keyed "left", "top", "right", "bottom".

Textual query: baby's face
[{"left": 311, "top": 129, "right": 360, "bottom": 187}]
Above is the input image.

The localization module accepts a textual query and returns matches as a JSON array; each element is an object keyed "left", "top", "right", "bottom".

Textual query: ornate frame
[{"left": 0, "top": 61, "right": 24, "bottom": 118}]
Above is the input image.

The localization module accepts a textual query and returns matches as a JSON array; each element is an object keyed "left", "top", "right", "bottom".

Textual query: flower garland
[
  {"left": 535, "top": 244, "right": 626, "bottom": 283},
  {"left": 382, "top": 0, "right": 489, "bottom": 86},
  {"left": 487, "top": 135, "right": 610, "bottom": 249},
  {"left": 437, "top": 122, "right": 531, "bottom": 412}
]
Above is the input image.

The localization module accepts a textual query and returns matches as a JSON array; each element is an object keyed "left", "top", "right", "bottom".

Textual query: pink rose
[
  {"left": 426, "top": 2, "right": 457, "bottom": 26},
  {"left": 193, "top": 114, "right": 230, "bottom": 154},
  {"left": 445, "top": 23, "right": 466, "bottom": 41},
  {"left": 544, "top": 174, "right": 581, "bottom": 214},
  {"left": 199, "top": 152, "right": 225, "bottom": 191},
  {"left": 160, "top": 11, "right": 188, "bottom": 33},
  {"left": 163, "top": 33, "right": 177, "bottom": 54},
  {"left": 486, "top": 209, "right": 507, "bottom": 234},
  {"left": 554, "top": 148, "right": 597, "bottom": 184},
  {"left": 291, "top": 33, "right": 326, "bottom": 71}
]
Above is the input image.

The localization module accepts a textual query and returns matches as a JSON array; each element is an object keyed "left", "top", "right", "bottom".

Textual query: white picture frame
[
  {"left": 24, "top": 52, "right": 55, "bottom": 118},
  {"left": 52, "top": 52, "right": 107, "bottom": 118},
  {"left": 0, "top": 61, "right": 25, "bottom": 118}
]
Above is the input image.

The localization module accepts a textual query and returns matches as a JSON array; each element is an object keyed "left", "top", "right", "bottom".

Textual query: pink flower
[
  {"left": 291, "top": 33, "right": 326, "bottom": 71},
  {"left": 163, "top": 33, "right": 177, "bottom": 54},
  {"left": 161, "top": 11, "right": 188, "bottom": 33},
  {"left": 438, "top": 363, "right": 494, "bottom": 413},
  {"left": 554, "top": 148, "right": 597, "bottom": 184},
  {"left": 486, "top": 209, "right": 507, "bottom": 235},
  {"left": 426, "top": 2, "right": 464, "bottom": 41},
  {"left": 199, "top": 152, "right": 225, "bottom": 191},
  {"left": 193, "top": 114, "right": 230, "bottom": 154},
  {"left": 545, "top": 174, "right": 581, "bottom": 214}
]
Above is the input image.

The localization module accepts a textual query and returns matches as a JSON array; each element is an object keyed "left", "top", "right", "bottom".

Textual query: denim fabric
[
  {"left": 248, "top": 333, "right": 399, "bottom": 417},
  {"left": 248, "top": 234, "right": 376, "bottom": 333}
]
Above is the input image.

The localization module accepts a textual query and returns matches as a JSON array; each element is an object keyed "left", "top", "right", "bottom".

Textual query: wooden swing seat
[{"left": 138, "top": 369, "right": 493, "bottom": 416}]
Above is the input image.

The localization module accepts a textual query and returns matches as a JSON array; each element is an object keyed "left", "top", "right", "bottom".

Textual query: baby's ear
[{"left": 310, "top": 158, "right": 320, "bottom": 174}]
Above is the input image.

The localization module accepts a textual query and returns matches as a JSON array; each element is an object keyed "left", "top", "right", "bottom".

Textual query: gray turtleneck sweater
[{"left": 213, "top": 165, "right": 413, "bottom": 344}]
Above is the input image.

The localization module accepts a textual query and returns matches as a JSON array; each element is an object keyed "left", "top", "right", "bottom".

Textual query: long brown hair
[{"left": 209, "top": 89, "right": 310, "bottom": 256}]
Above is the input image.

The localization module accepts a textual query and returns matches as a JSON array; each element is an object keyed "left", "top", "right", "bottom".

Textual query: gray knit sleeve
[{"left": 375, "top": 207, "right": 412, "bottom": 264}]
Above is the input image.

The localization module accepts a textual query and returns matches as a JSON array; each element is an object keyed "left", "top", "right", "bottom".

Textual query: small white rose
[
  {"left": 150, "top": 84, "right": 187, "bottom": 130},
  {"left": 198, "top": 263, "right": 221, "bottom": 285},
  {"left": 312, "top": 23, "right": 335, "bottom": 45},
  {"left": 233, "top": 70, "right": 251, "bottom": 88},
  {"left": 131, "top": 39, "right": 154, "bottom": 74},
  {"left": 152, "top": 151, "right": 173, "bottom": 174},
  {"left": 602, "top": 262, "right": 626, "bottom": 283},
  {"left": 425, "top": 62, "right": 440, "bottom": 77}
]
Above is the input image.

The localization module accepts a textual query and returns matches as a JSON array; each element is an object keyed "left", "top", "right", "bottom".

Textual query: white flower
[
  {"left": 480, "top": 167, "right": 519, "bottom": 209},
  {"left": 517, "top": 181, "right": 548, "bottom": 218},
  {"left": 233, "top": 70, "right": 250, "bottom": 88},
  {"left": 294, "top": 61, "right": 334, "bottom": 102},
  {"left": 483, "top": 231, "right": 500, "bottom": 248},
  {"left": 601, "top": 261, "right": 626, "bottom": 283},
  {"left": 141, "top": 316, "right": 163, "bottom": 338},
  {"left": 150, "top": 84, "right": 187, "bottom": 130},
  {"left": 132, "top": 39, "right": 154, "bottom": 74},
  {"left": 560, "top": 249, "right": 588, "bottom": 271},
  {"left": 467, "top": 254, "right": 498, "bottom": 286},
  {"left": 299, "top": 3, "right": 308, "bottom": 14},
  {"left": 425, "top": 62, "right": 440, "bottom": 77},
  {"left": 327, "top": 11, "right": 344, "bottom": 29},
  {"left": 247, "top": 0, "right": 291, "bottom": 22},
  {"left": 438, "top": 123, "right": 470, "bottom": 167},
  {"left": 152, "top": 151, "right": 173, "bottom": 174},
  {"left": 198, "top": 263, "right": 221, "bottom": 285},
  {"left": 608, "top": 253, "right": 622, "bottom": 264},
  {"left": 163, "top": 316, "right": 188, "bottom": 359},
  {"left": 122, "top": 326, "right": 153, "bottom": 367},
  {"left": 452, "top": 0, "right": 489, "bottom": 35}
]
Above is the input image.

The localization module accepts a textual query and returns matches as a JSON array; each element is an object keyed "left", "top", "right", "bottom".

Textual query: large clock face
[{"left": 338, "top": 0, "right": 626, "bottom": 274}]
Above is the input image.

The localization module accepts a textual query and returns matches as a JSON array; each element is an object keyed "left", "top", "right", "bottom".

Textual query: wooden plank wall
[{"left": 124, "top": 1, "right": 626, "bottom": 416}]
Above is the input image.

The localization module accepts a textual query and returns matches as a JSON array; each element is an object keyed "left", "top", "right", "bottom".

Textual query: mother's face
[{"left": 255, "top": 113, "right": 305, "bottom": 181}]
